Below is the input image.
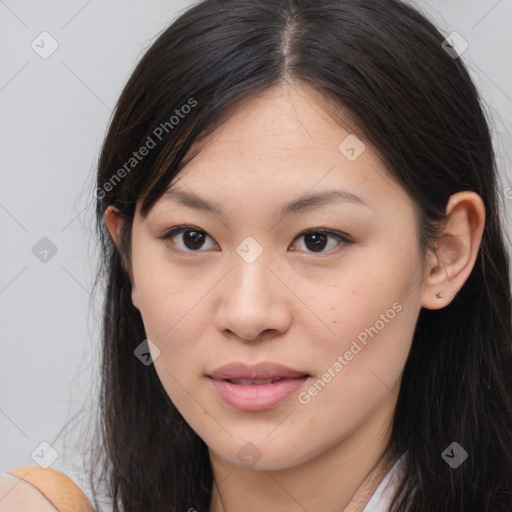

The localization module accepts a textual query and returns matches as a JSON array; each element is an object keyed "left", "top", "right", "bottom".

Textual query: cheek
[
  {"left": 298, "top": 300, "right": 414, "bottom": 430},
  {"left": 322, "top": 254, "right": 415, "bottom": 341},
  {"left": 321, "top": 297, "right": 411, "bottom": 379},
  {"left": 312, "top": 252, "right": 420, "bottom": 392},
  {"left": 131, "top": 240, "right": 199, "bottom": 336},
  {"left": 130, "top": 254, "right": 216, "bottom": 390}
]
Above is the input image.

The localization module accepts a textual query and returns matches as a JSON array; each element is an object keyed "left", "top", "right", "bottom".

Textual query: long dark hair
[{"left": 87, "top": 0, "right": 512, "bottom": 510}]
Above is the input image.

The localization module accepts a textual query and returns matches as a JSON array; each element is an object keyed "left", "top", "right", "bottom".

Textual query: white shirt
[{"left": 362, "top": 452, "right": 408, "bottom": 512}]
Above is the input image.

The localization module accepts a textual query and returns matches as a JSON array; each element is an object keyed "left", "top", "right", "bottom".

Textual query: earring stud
[{"left": 437, "top": 291, "right": 444, "bottom": 298}]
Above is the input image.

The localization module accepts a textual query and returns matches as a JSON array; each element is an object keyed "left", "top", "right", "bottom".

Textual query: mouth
[
  {"left": 206, "top": 364, "right": 311, "bottom": 411},
  {"left": 207, "top": 361, "right": 310, "bottom": 381},
  {"left": 207, "top": 377, "right": 310, "bottom": 411},
  {"left": 224, "top": 377, "right": 303, "bottom": 385}
]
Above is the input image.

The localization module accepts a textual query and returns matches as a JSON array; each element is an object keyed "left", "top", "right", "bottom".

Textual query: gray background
[{"left": 1, "top": 0, "right": 511, "bottom": 505}]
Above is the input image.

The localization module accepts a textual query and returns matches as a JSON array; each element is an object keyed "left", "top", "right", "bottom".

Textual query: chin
[{"left": 208, "top": 436, "right": 318, "bottom": 472}]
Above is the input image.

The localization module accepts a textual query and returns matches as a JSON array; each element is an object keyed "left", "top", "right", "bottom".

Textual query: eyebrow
[{"left": 162, "top": 188, "right": 371, "bottom": 218}]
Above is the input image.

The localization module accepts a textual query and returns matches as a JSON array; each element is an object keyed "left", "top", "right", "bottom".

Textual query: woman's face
[{"left": 125, "top": 84, "right": 428, "bottom": 471}]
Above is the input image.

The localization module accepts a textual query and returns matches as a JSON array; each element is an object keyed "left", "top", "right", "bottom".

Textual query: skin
[
  {"left": 105, "top": 83, "right": 485, "bottom": 512},
  {"left": 0, "top": 473, "right": 60, "bottom": 512}
]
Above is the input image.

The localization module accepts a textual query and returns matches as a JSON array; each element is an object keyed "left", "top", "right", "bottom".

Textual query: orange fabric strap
[{"left": 8, "top": 465, "right": 92, "bottom": 512}]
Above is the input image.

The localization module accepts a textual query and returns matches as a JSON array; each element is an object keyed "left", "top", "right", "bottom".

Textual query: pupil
[
  {"left": 185, "top": 230, "right": 204, "bottom": 250},
  {"left": 305, "top": 233, "right": 327, "bottom": 252}
]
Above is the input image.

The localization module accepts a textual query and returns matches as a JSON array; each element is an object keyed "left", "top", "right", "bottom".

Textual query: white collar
[{"left": 362, "top": 452, "right": 408, "bottom": 512}]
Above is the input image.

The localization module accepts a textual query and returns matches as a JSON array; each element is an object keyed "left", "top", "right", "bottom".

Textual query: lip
[
  {"left": 207, "top": 361, "right": 309, "bottom": 380},
  {"left": 207, "top": 362, "right": 310, "bottom": 411}
]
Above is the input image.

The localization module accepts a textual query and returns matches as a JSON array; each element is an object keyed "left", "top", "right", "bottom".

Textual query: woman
[{"left": 3, "top": 0, "right": 511, "bottom": 510}]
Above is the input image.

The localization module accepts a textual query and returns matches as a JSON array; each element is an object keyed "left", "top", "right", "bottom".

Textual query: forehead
[
  {"left": 186, "top": 84, "right": 356, "bottom": 168},
  {"left": 140, "top": 84, "right": 417, "bottom": 226}
]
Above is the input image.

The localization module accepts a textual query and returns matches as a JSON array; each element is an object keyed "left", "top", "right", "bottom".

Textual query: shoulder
[
  {"left": 0, "top": 472, "right": 58, "bottom": 511},
  {"left": 0, "top": 466, "right": 93, "bottom": 512}
]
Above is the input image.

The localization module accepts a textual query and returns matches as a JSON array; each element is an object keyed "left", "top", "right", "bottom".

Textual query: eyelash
[{"left": 157, "top": 225, "right": 354, "bottom": 255}]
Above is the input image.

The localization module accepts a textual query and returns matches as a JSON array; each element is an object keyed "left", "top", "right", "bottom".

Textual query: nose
[{"left": 214, "top": 248, "right": 292, "bottom": 342}]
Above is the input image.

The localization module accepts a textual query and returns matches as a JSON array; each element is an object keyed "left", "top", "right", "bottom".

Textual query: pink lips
[{"left": 207, "top": 362, "right": 310, "bottom": 411}]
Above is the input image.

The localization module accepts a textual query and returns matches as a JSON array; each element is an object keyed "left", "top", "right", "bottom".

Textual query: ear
[
  {"left": 421, "top": 191, "right": 485, "bottom": 310},
  {"left": 104, "top": 206, "right": 140, "bottom": 310}
]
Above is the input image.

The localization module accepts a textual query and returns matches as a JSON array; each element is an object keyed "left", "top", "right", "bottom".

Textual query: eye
[
  {"left": 159, "top": 225, "right": 218, "bottom": 252},
  {"left": 158, "top": 225, "right": 352, "bottom": 254},
  {"left": 290, "top": 229, "right": 352, "bottom": 254}
]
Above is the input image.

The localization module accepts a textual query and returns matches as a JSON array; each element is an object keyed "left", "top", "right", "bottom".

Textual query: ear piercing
[{"left": 437, "top": 261, "right": 446, "bottom": 298}]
